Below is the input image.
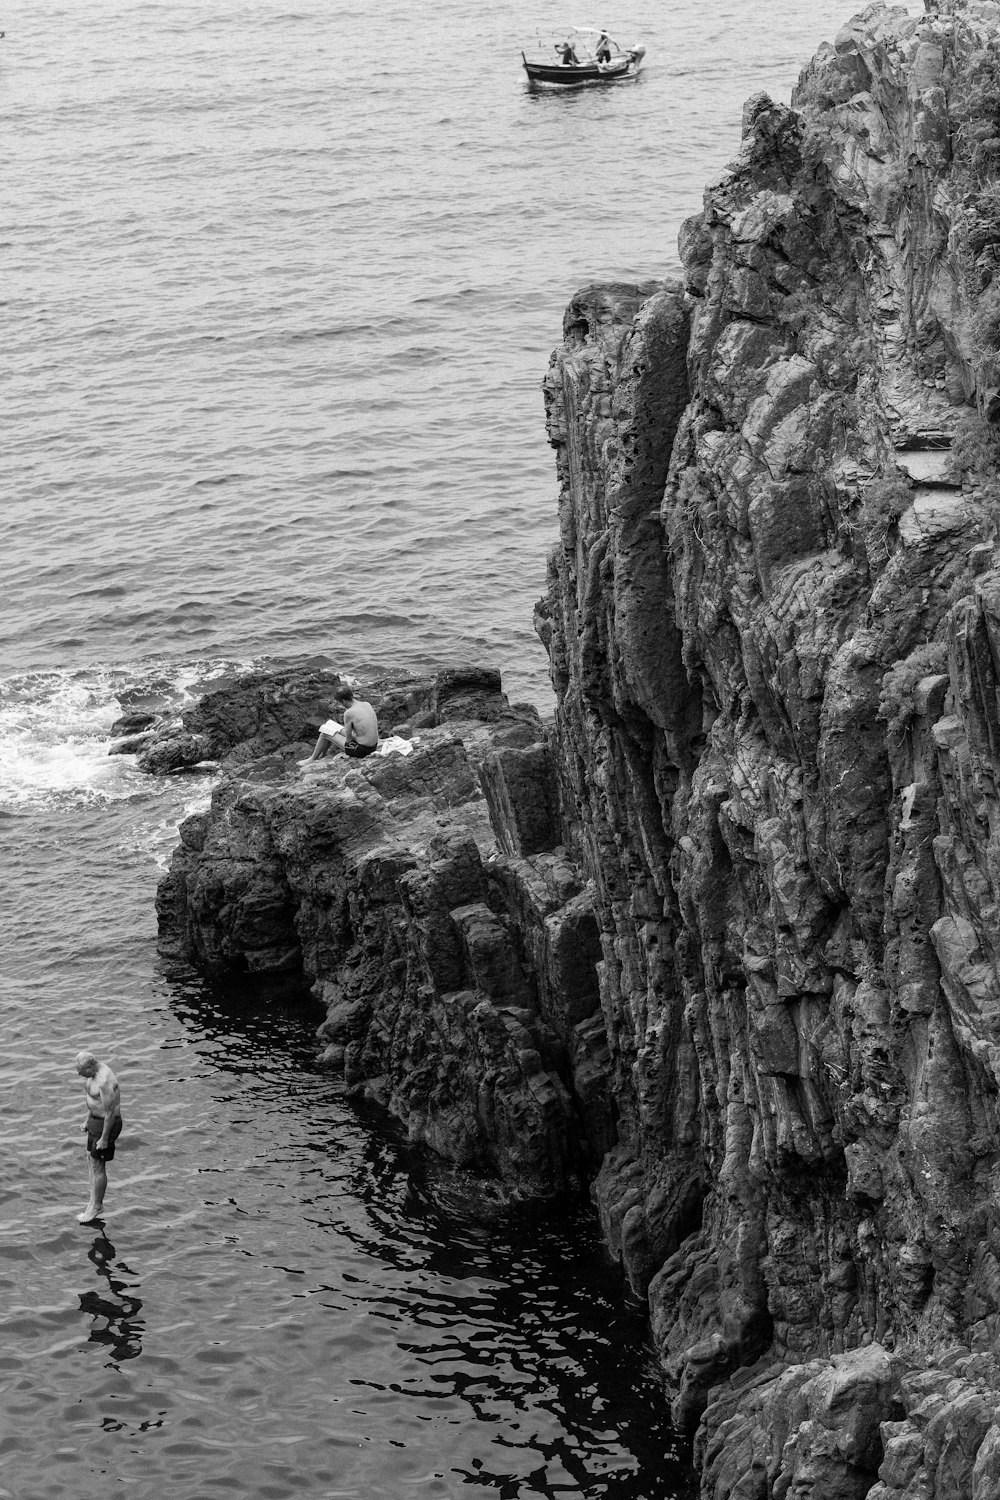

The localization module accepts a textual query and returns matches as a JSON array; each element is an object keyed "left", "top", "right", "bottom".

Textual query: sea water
[{"left": 2, "top": 3, "right": 919, "bottom": 1495}]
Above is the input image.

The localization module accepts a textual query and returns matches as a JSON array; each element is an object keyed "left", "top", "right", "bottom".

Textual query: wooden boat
[{"left": 522, "top": 28, "right": 645, "bottom": 86}]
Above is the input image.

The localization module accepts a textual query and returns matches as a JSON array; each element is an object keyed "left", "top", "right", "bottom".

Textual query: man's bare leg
[
  {"left": 300, "top": 731, "right": 337, "bottom": 764},
  {"left": 79, "top": 1155, "right": 107, "bottom": 1223},
  {"left": 300, "top": 730, "right": 345, "bottom": 766}
]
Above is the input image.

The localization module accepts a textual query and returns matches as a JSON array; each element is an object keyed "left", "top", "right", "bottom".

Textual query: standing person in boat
[
  {"left": 559, "top": 38, "right": 578, "bottom": 64},
  {"left": 300, "top": 684, "right": 379, "bottom": 763},
  {"left": 76, "top": 1051, "right": 122, "bottom": 1224},
  {"left": 595, "top": 31, "right": 612, "bottom": 62}
]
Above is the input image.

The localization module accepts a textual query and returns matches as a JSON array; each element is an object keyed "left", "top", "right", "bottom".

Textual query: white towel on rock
[{"left": 376, "top": 735, "right": 414, "bottom": 757}]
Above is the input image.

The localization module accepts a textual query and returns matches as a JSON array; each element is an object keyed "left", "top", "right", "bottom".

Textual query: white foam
[
  {"left": 0, "top": 653, "right": 319, "bottom": 813},
  {"left": 0, "top": 672, "right": 126, "bottom": 811},
  {"left": 131, "top": 790, "right": 215, "bottom": 871},
  {"left": 0, "top": 662, "right": 241, "bottom": 813},
  {"left": 171, "top": 656, "right": 255, "bottom": 707}
]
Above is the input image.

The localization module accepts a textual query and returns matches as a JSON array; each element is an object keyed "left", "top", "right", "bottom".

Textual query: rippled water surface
[
  {"left": 3, "top": 0, "right": 919, "bottom": 702},
  {"left": 4, "top": 1, "right": 920, "bottom": 1494},
  {"left": 3, "top": 915, "right": 692, "bottom": 1497}
]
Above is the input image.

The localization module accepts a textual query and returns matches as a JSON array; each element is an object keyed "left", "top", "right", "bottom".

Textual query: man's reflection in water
[{"left": 78, "top": 1231, "right": 143, "bottom": 1364}]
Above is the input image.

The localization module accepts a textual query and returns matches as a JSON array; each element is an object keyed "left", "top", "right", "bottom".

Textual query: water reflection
[
  {"left": 78, "top": 1230, "right": 144, "bottom": 1365},
  {"left": 156, "top": 966, "right": 698, "bottom": 1497}
]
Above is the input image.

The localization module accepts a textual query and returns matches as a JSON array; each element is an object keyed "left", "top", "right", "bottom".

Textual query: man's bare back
[{"left": 342, "top": 698, "right": 378, "bottom": 748}]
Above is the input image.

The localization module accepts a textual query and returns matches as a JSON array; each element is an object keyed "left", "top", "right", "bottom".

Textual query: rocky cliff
[
  {"left": 150, "top": 3, "right": 1000, "bottom": 1494},
  {"left": 538, "top": 3, "right": 1000, "bottom": 1493},
  {"left": 152, "top": 665, "right": 615, "bottom": 1197}
]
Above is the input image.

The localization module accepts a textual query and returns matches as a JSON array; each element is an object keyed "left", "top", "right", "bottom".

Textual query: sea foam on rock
[{"left": 153, "top": 2, "right": 1000, "bottom": 1492}]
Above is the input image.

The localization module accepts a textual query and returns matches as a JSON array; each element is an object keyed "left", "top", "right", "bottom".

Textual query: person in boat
[
  {"left": 595, "top": 31, "right": 613, "bottom": 62},
  {"left": 559, "top": 39, "right": 579, "bottom": 64},
  {"left": 76, "top": 1051, "right": 122, "bottom": 1224},
  {"left": 300, "top": 684, "right": 379, "bottom": 763}
]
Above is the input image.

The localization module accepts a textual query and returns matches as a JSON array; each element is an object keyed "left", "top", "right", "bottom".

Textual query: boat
[{"left": 521, "top": 27, "right": 645, "bottom": 86}]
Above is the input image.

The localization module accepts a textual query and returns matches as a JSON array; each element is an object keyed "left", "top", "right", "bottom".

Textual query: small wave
[
  {"left": 346, "top": 612, "right": 416, "bottom": 629},
  {"left": 391, "top": 344, "right": 444, "bottom": 367},
  {"left": 124, "top": 791, "right": 214, "bottom": 871},
  {"left": 284, "top": 326, "right": 355, "bottom": 344},
  {"left": 78, "top": 583, "right": 128, "bottom": 601},
  {"left": 0, "top": 658, "right": 254, "bottom": 813},
  {"left": 0, "top": 671, "right": 134, "bottom": 812}
]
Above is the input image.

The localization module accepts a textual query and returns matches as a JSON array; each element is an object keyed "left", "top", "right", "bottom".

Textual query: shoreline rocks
[{"left": 153, "top": 666, "right": 613, "bottom": 1199}]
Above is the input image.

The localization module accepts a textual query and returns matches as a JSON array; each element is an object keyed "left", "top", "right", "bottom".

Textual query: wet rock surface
[{"left": 153, "top": 4, "right": 1000, "bottom": 1494}]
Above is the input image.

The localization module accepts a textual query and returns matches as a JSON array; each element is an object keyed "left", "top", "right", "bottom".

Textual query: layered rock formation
[
  {"left": 152, "top": 3, "right": 1000, "bottom": 1493},
  {"left": 154, "top": 665, "right": 614, "bottom": 1198},
  {"left": 538, "top": 3, "right": 1000, "bottom": 1493}
]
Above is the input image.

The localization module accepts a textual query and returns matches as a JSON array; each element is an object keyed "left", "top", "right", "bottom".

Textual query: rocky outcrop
[
  {"left": 534, "top": 2, "right": 1000, "bottom": 1494},
  {"left": 155, "top": 666, "right": 614, "bottom": 1198},
  {"left": 112, "top": 664, "right": 522, "bottom": 774},
  {"left": 153, "top": 3, "right": 1000, "bottom": 1494}
]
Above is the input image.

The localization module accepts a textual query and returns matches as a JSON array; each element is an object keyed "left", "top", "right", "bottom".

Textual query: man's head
[
  {"left": 75, "top": 1051, "right": 98, "bottom": 1077},
  {"left": 335, "top": 685, "right": 354, "bottom": 706}
]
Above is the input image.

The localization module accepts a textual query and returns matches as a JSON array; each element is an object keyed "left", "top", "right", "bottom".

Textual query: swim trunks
[
  {"left": 344, "top": 742, "right": 378, "bottom": 759},
  {"left": 86, "top": 1114, "right": 123, "bottom": 1162}
]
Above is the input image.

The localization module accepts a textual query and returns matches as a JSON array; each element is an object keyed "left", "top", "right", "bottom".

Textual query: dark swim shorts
[
  {"left": 86, "top": 1114, "right": 123, "bottom": 1161},
  {"left": 344, "top": 742, "right": 377, "bottom": 759}
]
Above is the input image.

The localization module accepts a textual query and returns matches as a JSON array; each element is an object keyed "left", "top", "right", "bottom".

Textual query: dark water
[
  {"left": 1, "top": 718, "right": 698, "bottom": 1497},
  {"left": 2, "top": 851, "right": 694, "bottom": 1497},
  {"left": 2, "top": 1, "right": 920, "bottom": 1493}
]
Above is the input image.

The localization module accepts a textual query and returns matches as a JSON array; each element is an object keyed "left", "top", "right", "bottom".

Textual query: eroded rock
[
  {"left": 155, "top": 672, "right": 613, "bottom": 1198},
  {"left": 534, "top": 2, "right": 1000, "bottom": 1492}
]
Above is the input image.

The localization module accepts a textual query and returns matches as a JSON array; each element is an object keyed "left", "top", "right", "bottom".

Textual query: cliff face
[
  {"left": 152, "top": 3, "right": 1000, "bottom": 1494},
  {"left": 540, "top": 2, "right": 1000, "bottom": 1493}
]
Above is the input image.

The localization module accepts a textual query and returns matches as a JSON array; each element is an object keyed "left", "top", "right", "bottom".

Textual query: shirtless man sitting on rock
[
  {"left": 300, "top": 684, "right": 379, "bottom": 764},
  {"left": 76, "top": 1051, "right": 122, "bottom": 1223}
]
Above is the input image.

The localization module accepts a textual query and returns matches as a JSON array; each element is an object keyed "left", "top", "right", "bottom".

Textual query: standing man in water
[{"left": 75, "top": 1051, "right": 122, "bottom": 1223}]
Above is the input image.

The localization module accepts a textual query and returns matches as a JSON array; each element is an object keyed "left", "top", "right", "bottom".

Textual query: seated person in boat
[
  {"left": 596, "top": 32, "right": 612, "bottom": 62},
  {"left": 559, "top": 39, "right": 578, "bottom": 64},
  {"left": 300, "top": 685, "right": 379, "bottom": 763}
]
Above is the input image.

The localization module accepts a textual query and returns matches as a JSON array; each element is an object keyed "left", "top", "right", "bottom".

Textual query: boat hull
[{"left": 522, "top": 54, "right": 637, "bottom": 85}]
